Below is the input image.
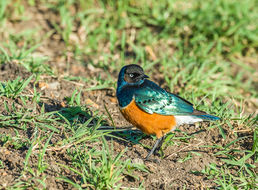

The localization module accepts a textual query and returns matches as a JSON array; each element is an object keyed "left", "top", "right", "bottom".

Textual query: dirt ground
[{"left": 0, "top": 3, "right": 255, "bottom": 190}]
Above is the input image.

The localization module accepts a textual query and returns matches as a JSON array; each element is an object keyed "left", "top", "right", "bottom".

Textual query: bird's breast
[{"left": 120, "top": 99, "right": 176, "bottom": 138}]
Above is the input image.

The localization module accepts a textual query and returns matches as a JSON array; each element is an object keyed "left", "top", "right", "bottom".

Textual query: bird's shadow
[{"left": 38, "top": 101, "right": 146, "bottom": 146}]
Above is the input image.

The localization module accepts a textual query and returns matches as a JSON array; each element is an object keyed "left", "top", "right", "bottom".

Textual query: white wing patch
[{"left": 174, "top": 116, "right": 203, "bottom": 127}]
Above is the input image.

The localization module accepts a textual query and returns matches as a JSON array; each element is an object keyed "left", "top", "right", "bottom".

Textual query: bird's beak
[{"left": 143, "top": 74, "right": 149, "bottom": 78}]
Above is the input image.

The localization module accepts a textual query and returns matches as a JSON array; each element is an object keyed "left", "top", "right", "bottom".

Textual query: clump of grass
[
  {"left": 58, "top": 138, "right": 147, "bottom": 189},
  {"left": 0, "top": 75, "right": 33, "bottom": 98}
]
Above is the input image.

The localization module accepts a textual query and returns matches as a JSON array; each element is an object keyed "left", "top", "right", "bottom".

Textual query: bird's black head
[
  {"left": 116, "top": 64, "right": 149, "bottom": 106},
  {"left": 123, "top": 64, "right": 149, "bottom": 84}
]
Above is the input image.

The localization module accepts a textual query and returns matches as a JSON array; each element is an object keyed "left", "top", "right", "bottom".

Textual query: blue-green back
[{"left": 133, "top": 80, "right": 194, "bottom": 115}]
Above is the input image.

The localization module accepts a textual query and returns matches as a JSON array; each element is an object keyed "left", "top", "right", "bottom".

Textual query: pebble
[{"left": 132, "top": 158, "right": 144, "bottom": 165}]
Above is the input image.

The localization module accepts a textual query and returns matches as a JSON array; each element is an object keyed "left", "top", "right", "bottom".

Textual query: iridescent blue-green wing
[{"left": 134, "top": 80, "right": 194, "bottom": 115}]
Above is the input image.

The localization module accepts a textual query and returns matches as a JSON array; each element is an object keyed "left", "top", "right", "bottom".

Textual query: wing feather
[{"left": 134, "top": 80, "right": 194, "bottom": 115}]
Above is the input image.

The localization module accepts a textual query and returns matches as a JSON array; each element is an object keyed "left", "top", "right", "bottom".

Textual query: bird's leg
[{"left": 145, "top": 136, "right": 165, "bottom": 160}]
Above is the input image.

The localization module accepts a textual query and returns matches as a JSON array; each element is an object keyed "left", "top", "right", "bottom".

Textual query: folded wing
[{"left": 134, "top": 80, "right": 194, "bottom": 115}]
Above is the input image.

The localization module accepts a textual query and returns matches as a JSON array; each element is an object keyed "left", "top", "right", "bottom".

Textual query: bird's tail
[{"left": 195, "top": 114, "right": 220, "bottom": 121}]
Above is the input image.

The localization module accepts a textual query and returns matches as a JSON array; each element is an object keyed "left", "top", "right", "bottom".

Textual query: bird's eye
[{"left": 129, "top": 73, "right": 134, "bottom": 78}]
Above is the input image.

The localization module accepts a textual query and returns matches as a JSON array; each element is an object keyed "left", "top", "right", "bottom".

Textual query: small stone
[
  {"left": 60, "top": 101, "right": 66, "bottom": 107},
  {"left": 109, "top": 97, "right": 117, "bottom": 103},
  {"left": 38, "top": 82, "right": 48, "bottom": 90},
  {"left": 85, "top": 98, "right": 99, "bottom": 109},
  {"left": 132, "top": 158, "right": 144, "bottom": 165},
  {"left": 48, "top": 82, "right": 60, "bottom": 90}
]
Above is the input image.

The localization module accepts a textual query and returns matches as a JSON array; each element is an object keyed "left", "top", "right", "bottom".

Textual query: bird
[{"left": 116, "top": 64, "right": 220, "bottom": 159}]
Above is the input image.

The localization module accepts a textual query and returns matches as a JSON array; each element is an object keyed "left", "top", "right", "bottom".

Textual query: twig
[{"left": 166, "top": 140, "right": 204, "bottom": 159}]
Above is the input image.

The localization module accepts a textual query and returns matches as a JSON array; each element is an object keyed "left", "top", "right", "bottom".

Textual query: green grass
[
  {"left": 0, "top": 78, "right": 147, "bottom": 188},
  {"left": 58, "top": 138, "right": 148, "bottom": 189},
  {"left": 0, "top": 0, "right": 257, "bottom": 189}
]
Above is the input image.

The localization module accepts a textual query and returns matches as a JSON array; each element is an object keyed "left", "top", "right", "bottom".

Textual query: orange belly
[{"left": 120, "top": 100, "right": 176, "bottom": 138}]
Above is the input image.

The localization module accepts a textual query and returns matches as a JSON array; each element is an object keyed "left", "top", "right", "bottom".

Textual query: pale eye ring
[{"left": 129, "top": 73, "right": 134, "bottom": 78}]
